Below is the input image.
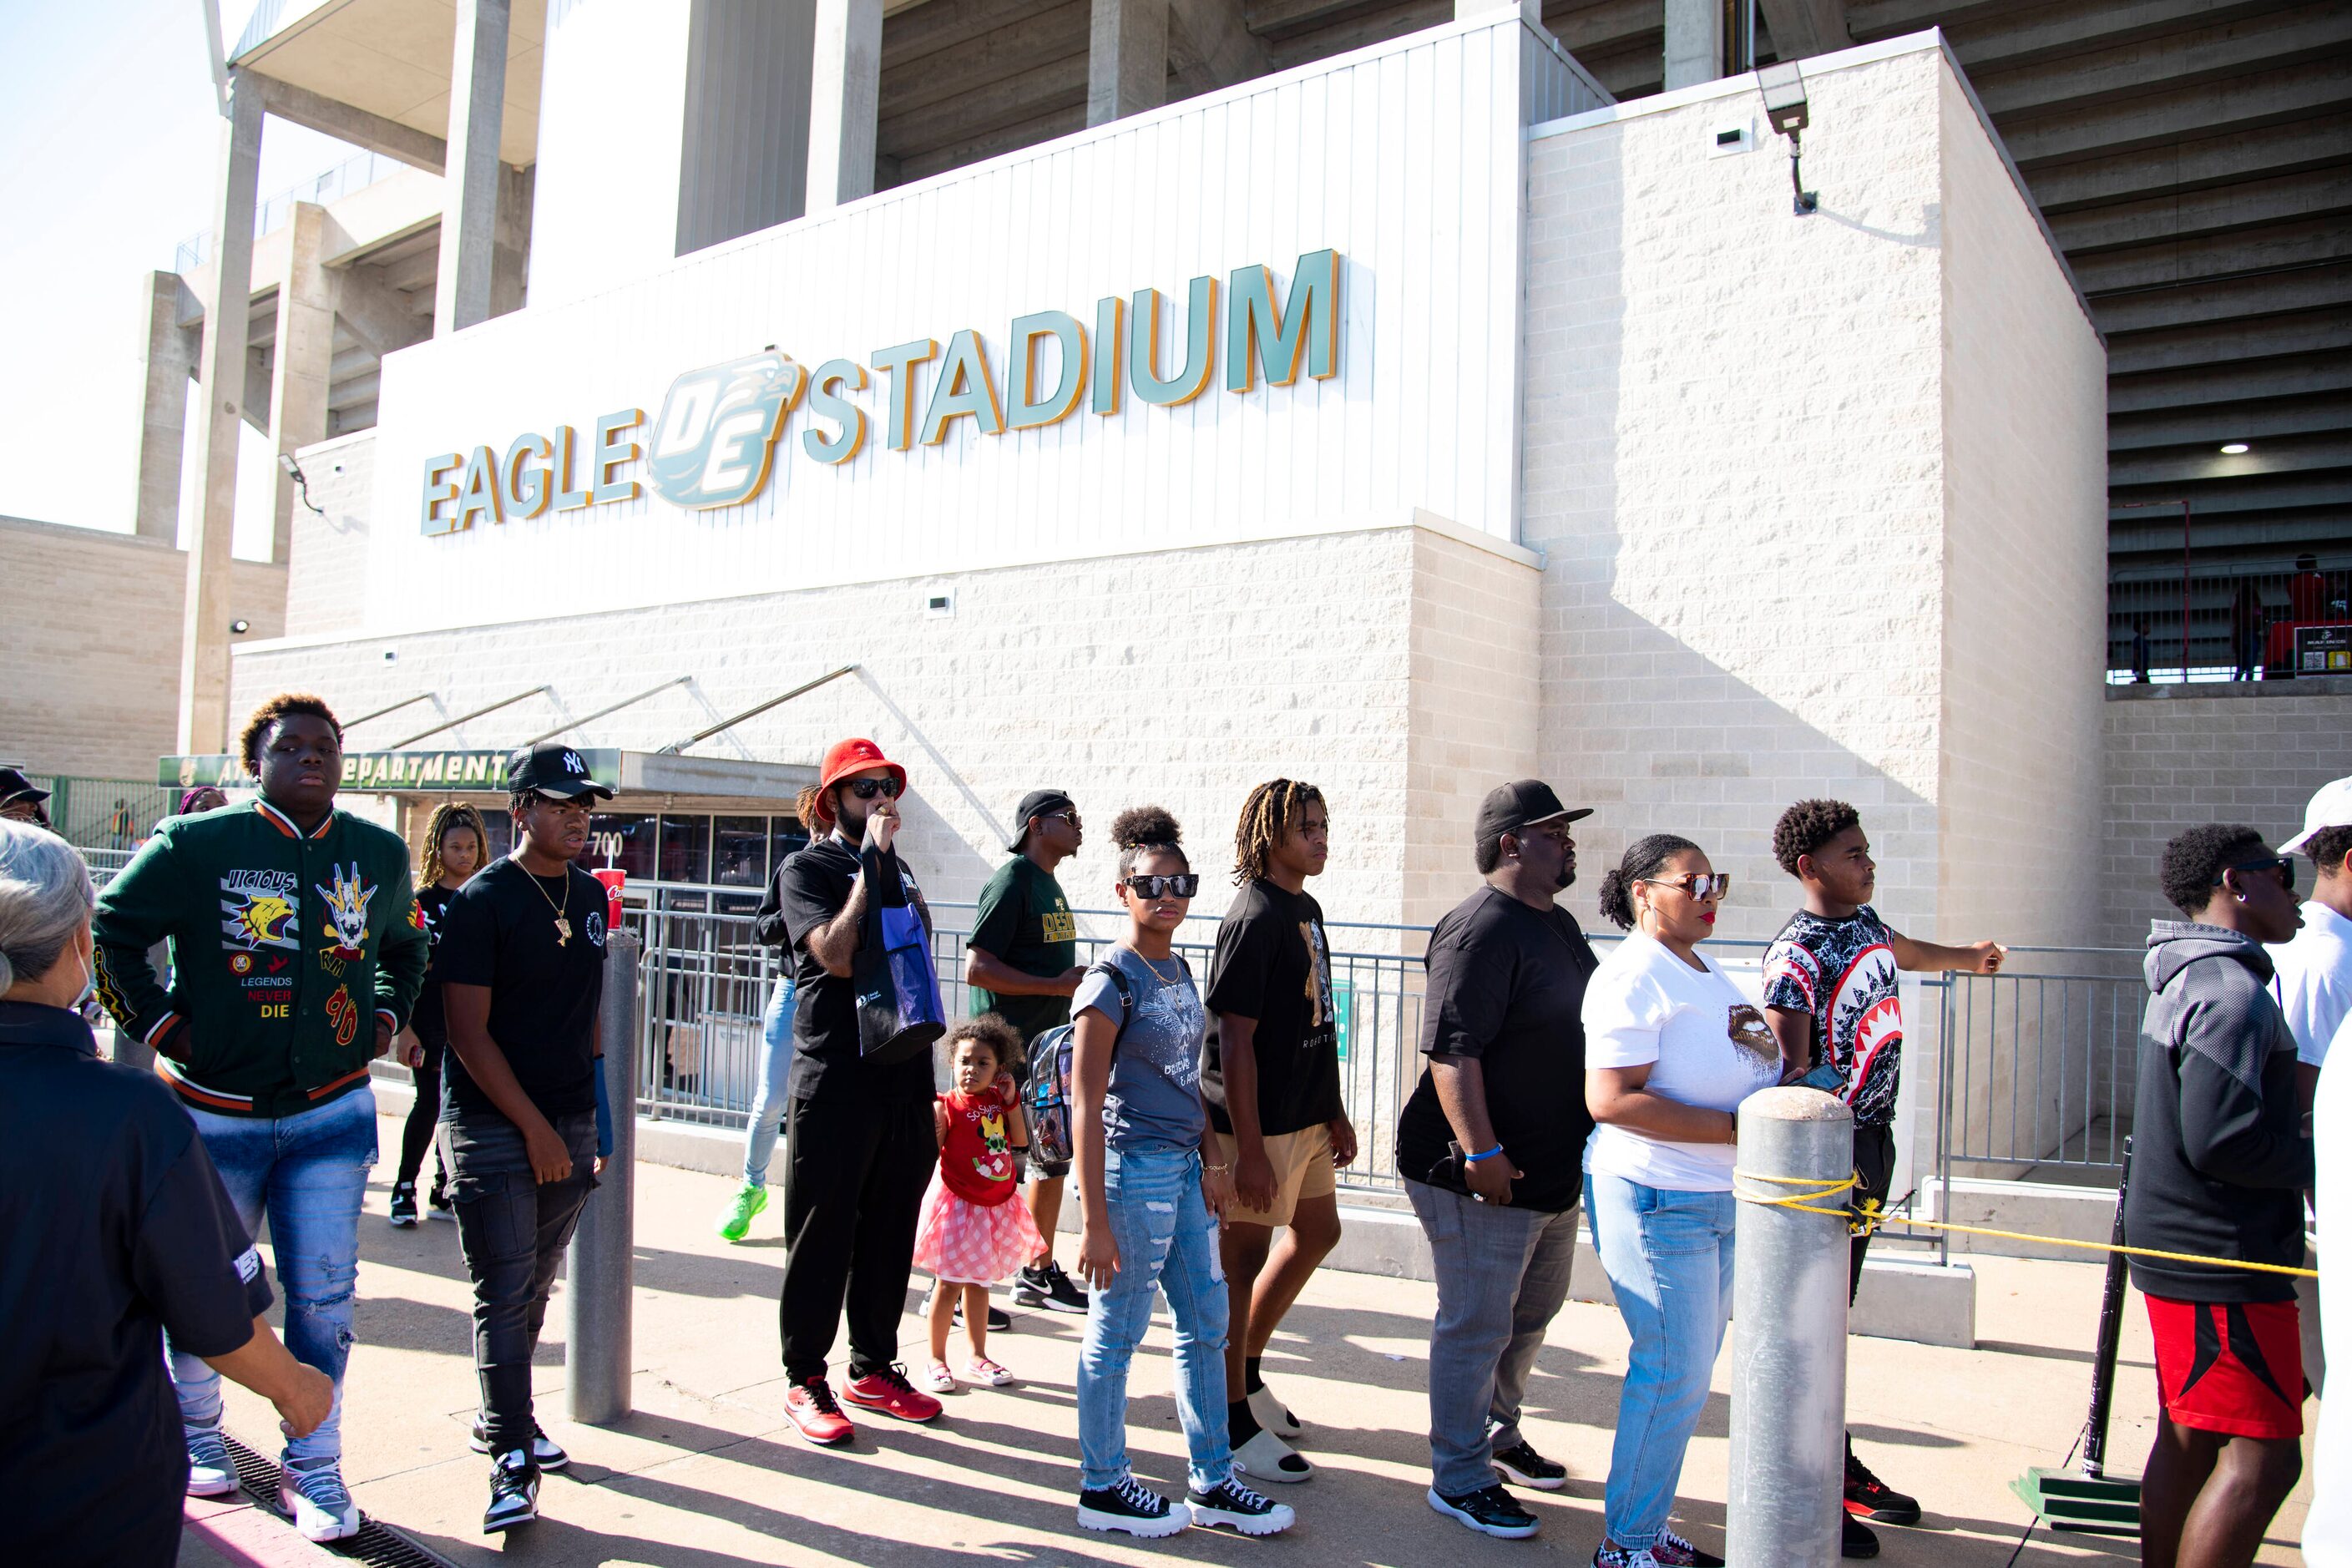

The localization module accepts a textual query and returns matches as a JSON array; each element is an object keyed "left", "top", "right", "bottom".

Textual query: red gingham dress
[{"left": 913, "top": 1090, "right": 1046, "bottom": 1285}]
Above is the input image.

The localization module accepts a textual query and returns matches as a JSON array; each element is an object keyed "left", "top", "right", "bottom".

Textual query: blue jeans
[
  {"left": 1405, "top": 1179, "right": 1581, "bottom": 1497},
  {"left": 169, "top": 1087, "right": 377, "bottom": 1462},
  {"left": 742, "top": 977, "right": 795, "bottom": 1186},
  {"left": 1585, "top": 1170, "right": 1737, "bottom": 1551},
  {"left": 1076, "top": 1144, "right": 1232, "bottom": 1495}
]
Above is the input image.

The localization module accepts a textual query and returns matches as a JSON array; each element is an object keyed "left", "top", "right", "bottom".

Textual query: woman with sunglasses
[
  {"left": 1069, "top": 807, "right": 1293, "bottom": 1540},
  {"left": 1579, "top": 835, "right": 1777, "bottom": 1568}
]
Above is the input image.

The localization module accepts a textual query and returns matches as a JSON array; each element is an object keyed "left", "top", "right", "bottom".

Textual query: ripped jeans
[
  {"left": 168, "top": 1086, "right": 377, "bottom": 1462},
  {"left": 1076, "top": 1143, "right": 1232, "bottom": 1495}
]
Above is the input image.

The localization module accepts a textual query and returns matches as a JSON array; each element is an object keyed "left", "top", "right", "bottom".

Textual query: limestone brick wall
[
  {"left": 1935, "top": 68, "right": 2110, "bottom": 948},
  {"left": 229, "top": 524, "right": 1516, "bottom": 929},
  {"left": 284, "top": 431, "right": 375, "bottom": 638},
  {"left": 0, "top": 517, "right": 286, "bottom": 777},
  {"left": 1522, "top": 48, "right": 1955, "bottom": 944},
  {"left": 2102, "top": 682, "right": 2352, "bottom": 949}
]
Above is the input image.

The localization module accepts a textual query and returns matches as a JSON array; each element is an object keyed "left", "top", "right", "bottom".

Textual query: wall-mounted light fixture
[
  {"left": 277, "top": 452, "right": 325, "bottom": 515},
  {"left": 230, "top": 619, "right": 251, "bottom": 635},
  {"left": 1756, "top": 61, "right": 1818, "bottom": 215},
  {"left": 2219, "top": 443, "right": 2250, "bottom": 455}
]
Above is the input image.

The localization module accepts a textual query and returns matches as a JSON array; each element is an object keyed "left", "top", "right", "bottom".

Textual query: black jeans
[
  {"left": 1848, "top": 1122, "right": 1897, "bottom": 1302},
  {"left": 396, "top": 1033, "right": 448, "bottom": 1191},
  {"left": 777, "top": 1091, "right": 933, "bottom": 1383},
  {"left": 445, "top": 1106, "right": 599, "bottom": 1454}
]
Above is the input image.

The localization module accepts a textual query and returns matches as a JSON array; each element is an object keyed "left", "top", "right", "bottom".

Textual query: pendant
[{"left": 554, "top": 913, "right": 572, "bottom": 946}]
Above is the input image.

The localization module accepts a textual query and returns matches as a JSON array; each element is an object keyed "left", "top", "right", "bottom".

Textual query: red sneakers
[
  {"left": 783, "top": 1376, "right": 855, "bottom": 1446},
  {"left": 841, "top": 1363, "right": 943, "bottom": 1424}
]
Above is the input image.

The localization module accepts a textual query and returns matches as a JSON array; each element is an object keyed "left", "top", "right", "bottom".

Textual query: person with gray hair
[{"left": 0, "top": 820, "right": 331, "bottom": 1567}]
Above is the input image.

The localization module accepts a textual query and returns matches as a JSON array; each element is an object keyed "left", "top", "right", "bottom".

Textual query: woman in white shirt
[{"left": 1581, "top": 835, "right": 1779, "bottom": 1568}]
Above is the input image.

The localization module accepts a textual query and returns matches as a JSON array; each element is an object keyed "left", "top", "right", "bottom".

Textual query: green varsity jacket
[{"left": 92, "top": 797, "right": 429, "bottom": 1117}]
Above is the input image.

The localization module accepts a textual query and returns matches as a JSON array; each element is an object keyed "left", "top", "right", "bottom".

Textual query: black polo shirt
[{"left": 0, "top": 1000, "right": 272, "bottom": 1567}]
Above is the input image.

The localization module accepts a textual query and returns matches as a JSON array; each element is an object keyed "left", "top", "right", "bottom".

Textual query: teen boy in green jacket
[{"left": 91, "top": 693, "right": 427, "bottom": 1544}]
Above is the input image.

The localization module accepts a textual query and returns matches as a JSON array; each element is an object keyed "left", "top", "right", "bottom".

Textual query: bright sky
[{"left": 0, "top": 0, "right": 365, "bottom": 558}]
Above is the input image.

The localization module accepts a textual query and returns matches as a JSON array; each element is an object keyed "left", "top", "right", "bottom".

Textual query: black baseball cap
[
  {"left": 1008, "top": 788, "right": 1075, "bottom": 852},
  {"left": 505, "top": 741, "right": 615, "bottom": 802},
  {"left": 0, "top": 766, "right": 51, "bottom": 810},
  {"left": 1474, "top": 779, "right": 1590, "bottom": 850}
]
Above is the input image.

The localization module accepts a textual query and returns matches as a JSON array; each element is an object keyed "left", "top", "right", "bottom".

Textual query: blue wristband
[
  {"left": 593, "top": 1068, "right": 615, "bottom": 1160},
  {"left": 1465, "top": 1144, "right": 1505, "bottom": 1164}
]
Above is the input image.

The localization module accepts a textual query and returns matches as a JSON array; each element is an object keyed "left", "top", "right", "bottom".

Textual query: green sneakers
[{"left": 717, "top": 1181, "right": 769, "bottom": 1242}]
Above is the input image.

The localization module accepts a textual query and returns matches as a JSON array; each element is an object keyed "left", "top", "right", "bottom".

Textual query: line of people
[{"left": 5, "top": 687, "right": 2335, "bottom": 1564}]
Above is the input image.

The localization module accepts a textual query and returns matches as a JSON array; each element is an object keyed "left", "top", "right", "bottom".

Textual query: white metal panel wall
[
  {"left": 367, "top": 14, "right": 1543, "bottom": 632},
  {"left": 528, "top": 0, "right": 695, "bottom": 309}
]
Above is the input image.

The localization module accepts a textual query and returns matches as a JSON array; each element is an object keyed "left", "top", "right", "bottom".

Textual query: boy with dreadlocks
[
  {"left": 1762, "top": 797, "right": 2006, "bottom": 1557},
  {"left": 1201, "top": 779, "right": 1353, "bottom": 1485}
]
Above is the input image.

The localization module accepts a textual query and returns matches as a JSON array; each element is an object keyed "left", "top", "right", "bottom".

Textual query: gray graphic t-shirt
[{"left": 1074, "top": 946, "right": 1207, "bottom": 1153}]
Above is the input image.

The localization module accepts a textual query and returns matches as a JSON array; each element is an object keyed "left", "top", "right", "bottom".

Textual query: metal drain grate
[{"left": 220, "top": 1432, "right": 458, "bottom": 1568}]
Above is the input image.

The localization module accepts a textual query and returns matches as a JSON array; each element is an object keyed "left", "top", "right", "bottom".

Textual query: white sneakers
[
  {"left": 185, "top": 1424, "right": 239, "bottom": 1497},
  {"left": 279, "top": 1452, "right": 362, "bottom": 1541}
]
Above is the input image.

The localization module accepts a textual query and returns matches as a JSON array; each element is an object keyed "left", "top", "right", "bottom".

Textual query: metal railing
[
  {"left": 20, "top": 776, "right": 179, "bottom": 857},
  {"left": 171, "top": 148, "right": 414, "bottom": 275},
  {"left": 2106, "top": 557, "right": 2352, "bottom": 683}
]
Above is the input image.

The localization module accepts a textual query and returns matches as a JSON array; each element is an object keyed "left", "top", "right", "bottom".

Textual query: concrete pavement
[{"left": 187, "top": 1110, "right": 2314, "bottom": 1565}]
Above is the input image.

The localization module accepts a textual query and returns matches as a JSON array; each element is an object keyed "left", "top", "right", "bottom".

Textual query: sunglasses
[
  {"left": 1043, "top": 810, "right": 1082, "bottom": 830},
  {"left": 1639, "top": 873, "right": 1732, "bottom": 900},
  {"left": 1125, "top": 873, "right": 1201, "bottom": 899},
  {"left": 2217, "top": 855, "right": 2294, "bottom": 895},
  {"left": 842, "top": 777, "right": 903, "bottom": 801}
]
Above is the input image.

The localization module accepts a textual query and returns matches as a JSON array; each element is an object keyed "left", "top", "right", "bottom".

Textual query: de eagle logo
[{"left": 646, "top": 352, "right": 807, "bottom": 510}]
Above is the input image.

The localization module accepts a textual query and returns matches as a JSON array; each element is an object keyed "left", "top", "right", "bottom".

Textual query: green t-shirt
[{"left": 968, "top": 855, "right": 1078, "bottom": 1044}]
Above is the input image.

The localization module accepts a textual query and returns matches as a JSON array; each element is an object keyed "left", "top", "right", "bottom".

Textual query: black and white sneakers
[
  {"left": 387, "top": 1181, "right": 418, "bottom": 1227},
  {"left": 1013, "top": 1261, "right": 1090, "bottom": 1313},
  {"left": 1077, "top": 1476, "right": 1190, "bottom": 1538},
  {"left": 1492, "top": 1439, "right": 1569, "bottom": 1490},
  {"left": 469, "top": 1417, "right": 569, "bottom": 1469},
  {"left": 483, "top": 1449, "right": 539, "bottom": 1533},
  {"left": 1429, "top": 1481, "right": 1541, "bottom": 1539},
  {"left": 1187, "top": 1477, "right": 1297, "bottom": 1535}
]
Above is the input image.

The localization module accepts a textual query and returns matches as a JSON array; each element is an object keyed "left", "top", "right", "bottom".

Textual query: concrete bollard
[
  {"left": 1727, "top": 1086, "right": 1854, "bottom": 1568},
  {"left": 568, "top": 931, "right": 639, "bottom": 1424}
]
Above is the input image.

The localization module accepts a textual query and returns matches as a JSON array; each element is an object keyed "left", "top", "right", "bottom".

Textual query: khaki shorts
[{"left": 1215, "top": 1123, "right": 1337, "bottom": 1227}]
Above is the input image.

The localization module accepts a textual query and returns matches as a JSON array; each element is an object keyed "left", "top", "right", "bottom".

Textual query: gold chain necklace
[
  {"left": 518, "top": 858, "right": 572, "bottom": 946},
  {"left": 1131, "top": 946, "right": 1181, "bottom": 985}
]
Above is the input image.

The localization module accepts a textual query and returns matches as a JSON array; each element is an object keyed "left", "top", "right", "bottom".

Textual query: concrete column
[
  {"left": 269, "top": 202, "right": 336, "bottom": 564},
  {"left": 491, "top": 164, "right": 534, "bottom": 318},
  {"left": 1663, "top": 0, "right": 1727, "bottom": 89},
  {"left": 178, "top": 73, "right": 264, "bottom": 756},
  {"left": 131, "top": 272, "right": 196, "bottom": 543},
  {"left": 807, "top": 0, "right": 883, "bottom": 211},
  {"left": 1089, "top": 0, "right": 1167, "bottom": 125},
  {"left": 434, "top": 0, "right": 511, "bottom": 335}
]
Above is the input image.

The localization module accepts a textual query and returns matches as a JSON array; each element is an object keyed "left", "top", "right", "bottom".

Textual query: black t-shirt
[
  {"left": 436, "top": 857, "right": 609, "bottom": 1117},
  {"left": 1203, "top": 879, "right": 1344, "bottom": 1136},
  {"left": 411, "top": 883, "right": 458, "bottom": 1045},
  {"left": 1394, "top": 886, "right": 1600, "bottom": 1212},
  {"left": 1, "top": 1001, "right": 274, "bottom": 1566},
  {"left": 776, "top": 837, "right": 933, "bottom": 1105},
  {"left": 966, "top": 854, "right": 1078, "bottom": 1045}
]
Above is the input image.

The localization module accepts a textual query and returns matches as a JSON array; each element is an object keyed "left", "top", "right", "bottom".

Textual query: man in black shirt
[
  {"left": 438, "top": 742, "right": 615, "bottom": 1533},
  {"left": 772, "top": 737, "right": 945, "bottom": 1444},
  {"left": 3, "top": 817, "right": 332, "bottom": 1568},
  {"left": 1204, "top": 778, "right": 1351, "bottom": 1483},
  {"left": 1394, "top": 780, "right": 1597, "bottom": 1540}
]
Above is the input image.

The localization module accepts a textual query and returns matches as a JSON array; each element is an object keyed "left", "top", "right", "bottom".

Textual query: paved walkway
[{"left": 187, "top": 1111, "right": 2314, "bottom": 1565}]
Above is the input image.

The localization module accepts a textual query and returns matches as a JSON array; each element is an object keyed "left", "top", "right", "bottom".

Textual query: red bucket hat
[{"left": 811, "top": 737, "right": 908, "bottom": 825}]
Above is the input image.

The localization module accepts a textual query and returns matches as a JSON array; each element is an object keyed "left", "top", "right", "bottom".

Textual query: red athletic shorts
[{"left": 2144, "top": 1294, "right": 2304, "bottom": 1439}]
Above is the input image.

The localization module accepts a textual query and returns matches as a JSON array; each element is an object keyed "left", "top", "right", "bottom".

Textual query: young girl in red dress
[{"left": 916, "top": 1016, "right": 1048, "bottom": 1393}]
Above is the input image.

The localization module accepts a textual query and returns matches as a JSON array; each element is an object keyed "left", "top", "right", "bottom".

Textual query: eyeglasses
[
  {"left": 1638, "top": 873, "right": 1732, "bottom": 899},
  {"left": 1125, "top": 873, "right": 1200, "bottom": 899},
  {"left": 1043, "top": 810, "right": 1082, "bottom": 830},
  {"left": 842, "top": 777, "right": 903, "bottom": 801},
  {"left": 2217, "top": 855, "right": 2294, "bottom": 894}
]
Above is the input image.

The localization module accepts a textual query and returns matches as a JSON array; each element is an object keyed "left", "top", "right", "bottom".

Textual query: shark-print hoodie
[{"left": 2123, "top": 921, "right": 2313, "bottom": 1305}]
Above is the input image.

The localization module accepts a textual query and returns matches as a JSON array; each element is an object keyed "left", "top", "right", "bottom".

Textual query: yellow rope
[{"left": 1729, "top": 1168, "right": 2319, "bottom": 1281}]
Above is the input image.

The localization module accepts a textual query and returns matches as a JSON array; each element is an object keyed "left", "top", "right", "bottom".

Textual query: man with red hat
[{"left": 771, "top": 738, "right": 945, "bottom": 1443}]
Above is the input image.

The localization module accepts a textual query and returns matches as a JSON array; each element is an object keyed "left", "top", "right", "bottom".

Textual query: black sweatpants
[
  {"left": 396, "top": 1033, "right": 448, "bottom": 1191},
  {"left": 1849, "top": 1122, "right": 1897, "bottom": 1302},
  {"left": 777, "top": 1091, "right": 934, "bottom": 1383}
]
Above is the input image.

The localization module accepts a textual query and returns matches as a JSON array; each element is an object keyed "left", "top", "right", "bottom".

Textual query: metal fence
[
  {"left": 171, "top": 148, "right": 411, "bottom": 275},
  {"left": 22, "top": 776, "right": 179, "bottom": 856},
  {"left": 2106, "top": 556, "right": 2352, "bottom": 682},
  {"left": 1931, "top": 948, "right": 2146, "bottom": 1184}
]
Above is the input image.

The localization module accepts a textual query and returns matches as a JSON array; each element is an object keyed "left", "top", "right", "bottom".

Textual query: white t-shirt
[
  {"left": 1583, "top": 931, "right": 1780, "bottom": 1191},
  {"left": 2269, "top": 901, "right": 2352, "bottom": 1067},
  {"left": 2303, "top": 1008, "right": 2351, "bottom": 1565}
]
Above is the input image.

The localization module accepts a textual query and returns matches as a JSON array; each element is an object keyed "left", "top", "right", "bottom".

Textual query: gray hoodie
[{"left": 2122, "top": 921, "right": 2311, "bottom": 1304}]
